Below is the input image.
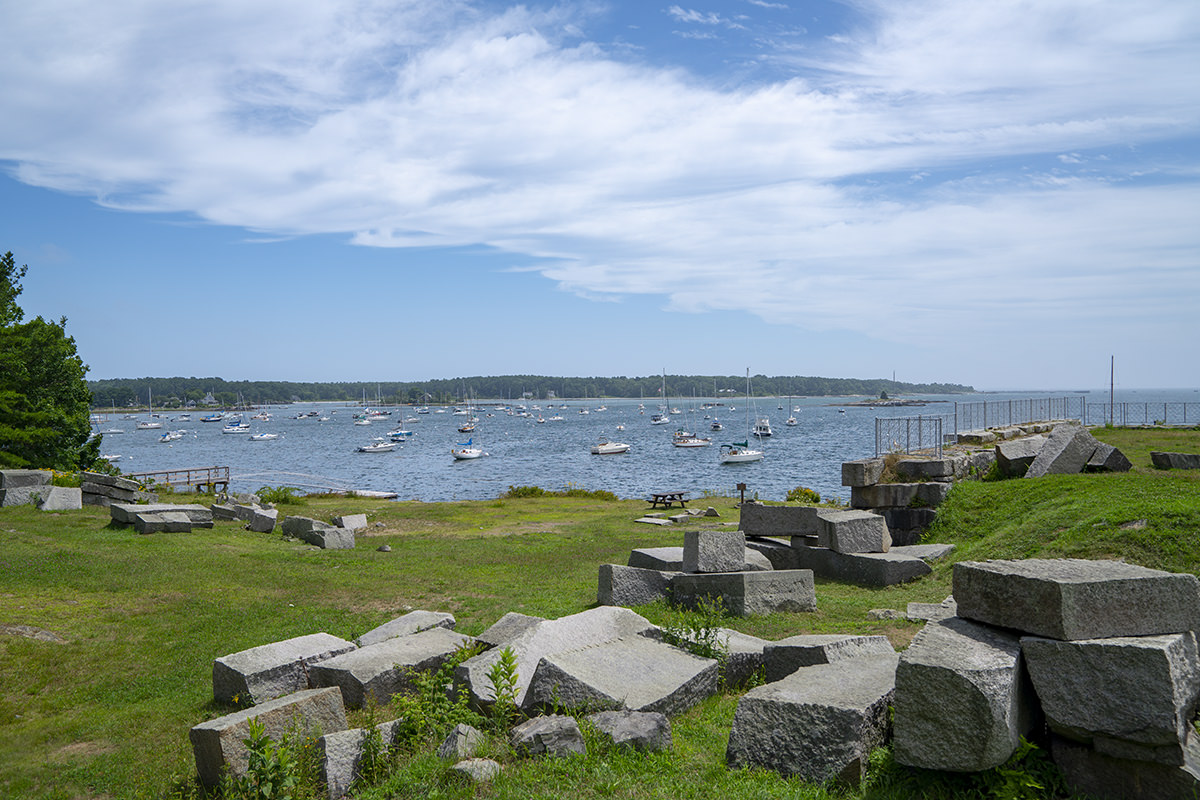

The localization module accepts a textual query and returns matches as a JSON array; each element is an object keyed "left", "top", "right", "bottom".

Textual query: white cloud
[{"left": 0, "top": 0, "right": 1197, "bottom": 376}]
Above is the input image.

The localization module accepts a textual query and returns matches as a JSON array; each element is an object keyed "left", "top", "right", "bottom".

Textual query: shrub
[
  {"left": 257, "top": 485, "right": 306, "bottom": 505},
  {"left": 785, "top": 485, "right": 821, "bottom": 504},
  {"left": 503, "top": 485, "right": 546, "bottom": 498},
  {"left": 389, "top": 643, "right": 485, "bottom": 746}
]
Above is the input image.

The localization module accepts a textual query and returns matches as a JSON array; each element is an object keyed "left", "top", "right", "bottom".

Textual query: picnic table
[{"left": 649, "top": 490, "right": 689, "bottom": 509}]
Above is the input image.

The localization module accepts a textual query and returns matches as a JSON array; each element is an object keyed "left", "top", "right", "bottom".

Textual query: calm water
[{"left": 93, "top": 389, "right": 1198, "bottom": 503}]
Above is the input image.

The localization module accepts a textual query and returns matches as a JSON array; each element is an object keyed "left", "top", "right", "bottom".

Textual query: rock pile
[
  {"left": 109, "top": 502, "right": 214, "bottom": 533},
  {"left": 0, "top": 469, "right": 82, "bottom": 510},
  {"left": 893, "top": 558, "right": 1200, "bottom": 799},
  {"left": 597, "top": 529, "right": 818, "bottom": 616},
  {"left": 81, "top": 471, "right": 150, "bottom": 506}
]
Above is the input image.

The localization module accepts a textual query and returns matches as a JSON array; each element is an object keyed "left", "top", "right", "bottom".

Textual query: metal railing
[
  {"left": 875, "top": 416, "right": 943, "bottom": 458},
  {"left": 952, "top": 397, "right": 1084, "bottom": 437},
  {"left": 1084, "top": 402, "right": 1200, "bottom": 427}
]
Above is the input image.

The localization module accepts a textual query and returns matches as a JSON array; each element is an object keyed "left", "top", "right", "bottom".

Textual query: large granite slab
[{"left": 213, "top": 632, "right": 358, "bottom": 705}]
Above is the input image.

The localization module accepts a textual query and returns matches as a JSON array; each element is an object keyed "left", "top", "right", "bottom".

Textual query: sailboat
[
  {"left": 650, "top": 370, "right": 670, "bottom": 424},
  {"left": 719, "top": 369, "right": 764, "bottom": 464},
  {"left": 136, "top": 387, "right": 162, "bottom": 429},
  {"left": 451, "top": 437, "right": 484, "bottom": 460}
]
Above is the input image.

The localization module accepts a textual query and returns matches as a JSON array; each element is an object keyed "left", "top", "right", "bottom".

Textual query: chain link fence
[
  {"left": 1084, "top": 402, "right": 1200, "bottom": 426},
  {"left": 875, "top": 416, "right": 943, "bottom": 458},
  {"left": 952, "top": 397, "right": 1085, "bottom": 436}
]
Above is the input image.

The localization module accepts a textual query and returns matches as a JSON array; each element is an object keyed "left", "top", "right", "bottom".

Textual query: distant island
[{"left": 88, "top": 374, "right": 974, "bottom": 409}]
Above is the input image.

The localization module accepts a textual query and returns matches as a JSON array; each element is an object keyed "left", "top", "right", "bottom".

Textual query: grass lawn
[{"left": 1, "top": 427, "right": 1198, "bottom": 799}]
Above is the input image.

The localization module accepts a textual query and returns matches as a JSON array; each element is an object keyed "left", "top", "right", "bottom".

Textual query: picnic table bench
[{"left": 649, "top": 490, "right": 689, "bottom": 509}]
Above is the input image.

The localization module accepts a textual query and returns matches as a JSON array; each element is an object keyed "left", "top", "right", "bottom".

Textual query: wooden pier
[{"left": 122, "top": 466, "right": 230, "bottom": 493}]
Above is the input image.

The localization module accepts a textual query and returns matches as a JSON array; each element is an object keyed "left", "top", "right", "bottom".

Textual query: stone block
[
  {"left": 0, "top": 486, "right": 44, "bottom": 506},
  {"left": 670, "top": 570, "right": 816, "bottom": 617},
  {"left": 1023, "top": 632, "right": 1200, "bottom": 765},
  {"left": 210, "top": 503, "right": 239, "bottom": 521},
  {"left": 969, "top": 449, "right": 997, "bottom": 474},
  {"left": 876, "top": 508, "right": 939, "bottom": 546},
  {"left": 1025, "top": 424, "right": 1100, "bottom": 478},
  {"left": 333, "top": 514, "right": 368, "bottom": 531},
  {"left": 850, "top": 482, "right": 950, "bottom": 510},
  {"left": 309, "top": 627, "right": 473, "bottom": 708},
  {"left": 816, "top": 509, "right": 890, "bottom": 554},
  {"left": 0, "top": 469, "right": 51, "bottom": 489},
  {"left": 232, "top": 504, "right": 260, "bottom": 522},
  {"left": 451, "top": 758, "right": 501, "bottom": 782},
  {"left": 894, "top": 454, "right": 968, "bottom": 480},
  {"left": 213, "top": 632, "right": 358, "bottom": 705},
  {"left": 718, "top": 628, "right": 771, "bottom": 688},
  {"left": 1151, "top": 452, "right": 1200, "bottom": 470},
  {"left": 727, "top": 654, "right": 898, "bottom": 784},
  {"left": 743, "top": 549, "right": 773, "bottom": 571},
  {"left": 906, "top": 598, "right": 957, "bottom": 622},
  {"left": 745, "top": 538, "right": 801, "bottom": 570},
  {"left": 319, "top": 720, "right": 402, "bottom": 799},
  {"left": 790, "top": 545, "right": 931, "bottom": 587},
  {"left": 37, "top": 486, "right": 82, "bottom": 511},
  {"left": 1086, "top": 443, "right": 1133, "bottom": 472},
  {"left": 953, "top": 558, "right": 1200, "bottom": 640},
  {"left": 682, "top": 530, "right": 745, "bottom": 573},
  {"left": 597, "top": 564, "right": 674, "bottom": 608},
  {"left": 80, "top": 481, "right": 137, "bottom": 502},
  {"left": 247, "top": 507, "right": 278, "bottom": 533},
  {"left": 587, "top": 710, "right": 672, "bottom": 752},
  {"left": 190, "top": 687, "right": 348, "bottom": 787},
  {"left": 134, "top": 510, "right": 193, "bottom": 534},
  {"left": 957, "top": 430, "right": 996, "bottom": 445},
  {"left": 437, "top": 723, "right": 485, "bottom": 760},
  {"left": 283, "top": 516, "right": 355, "bottom": 549},
  {"left": 455, "top": 607, "right": 658, "bottom": 709},
  {"left": 81, "top": 491, "right": 112, "bottom": 507},
  {"left": 356, "top": 609, "right": 456, "bottom": 648},
  {"left": 840, "top": 458, "right": 885, "bottom": 487},
  {"left": 80, "top": 471, "right": 139, "bottom": 491},
  {"left": 110, "top": 503, "right": 212, "bottom": 527},
  {"left": 764, "top": 634, "right": 895, "bottom": 682},
  {"left": 893, "top": 617, "right": 1035, "bottom": 772},
  {"left": 994, "top": 435, "right": 1047, "bottom": 476},
  {"left": 635, "top": 517, "right": 672, "bottom": 526},
  {"left": 510, "top": 715, "right": 586, "bottom": 757},
  {"left": 1050, "top": 734, "right": 1200, "bottom": 800},
  {"left": 475, "top": 612, "right": 544, "bottom": 650},
  {"left": 628, "top": 547, "right": 684, "bottom": 571},
  {"left": 738, "top": 502, "right": 822, "bottom": 536},
  {"left": 527, "top": 635, "right": 718, "bottom": 716}
]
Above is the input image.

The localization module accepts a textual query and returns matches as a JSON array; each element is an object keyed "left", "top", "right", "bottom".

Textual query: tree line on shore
[{"left": 87, "top": 374, "right": 975, "bottom": 409}]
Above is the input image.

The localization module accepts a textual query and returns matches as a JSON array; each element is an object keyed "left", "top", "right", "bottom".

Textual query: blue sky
[{"left": 1, "top": 0, "right": 1197, "bottom": 390}]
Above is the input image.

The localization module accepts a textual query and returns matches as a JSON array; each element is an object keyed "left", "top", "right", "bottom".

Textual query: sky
[{"left": 1, "top": 0, "right": 1197, "bottom": 391}]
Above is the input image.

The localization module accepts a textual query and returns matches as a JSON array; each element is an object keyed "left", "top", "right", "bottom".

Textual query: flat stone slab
[
  {"left": 80, "top": 471, "right": 139, "bottom": 491},
  {"left": 80, "top": 481, "right": 137, "bottom": 502},
  {"left": 635, "top": 517, "right": 672, "bottom": 526},
  {"left": 718, "top": 628, "right": 771, "bottom": 688},
  {"left": 671, "top": 570, "right": 816, "bottom": 617},
  {"left": 451, "top": 757, "right": 501, "bottom": 782},
  {"left": 894, "top": 454, "right": 968, "bottom": 480},
  {"left": 727, "top": 653, "right": 899, "bottom": 783},
  {"left": 597, "top": 564, "right": 675, "bottom": 608},
  {"left": 475, "top": 612, "right": 545, "bottom": 650},
  {"left": 629, "top": 547, "right": 684, "bottom": 571},
  {"left": 890, "top": 543, "right": 955, "bottom": 562},
  {"left": 738, "top": 503, "right": 821, "bottom": 536},
  {"left": 511, "top": 715, "right": 587, "bottom": 757},
  {"left": 587, "top": 710, "right": 672, "bottom": 752},
  {"left": 210, "top": 503, "right": 238, "bottom": 521},
  {"left": 309, "top": 627, "right": 474, "bottom": 708},
  {"left": 906, "top": 599, "right": 957, "bottom": 623},
  {"left": 333, "top": 513, "right": 368, "bottom": 531},
  {"left": 790, "top": 545, "right": 931, "bottom": 587},
  {"left": 356, "top": 609, "right": 456, "bottom": 648},
  {"left": 1026, "top": 424, "right": 1099, "bottom": 477},
  {"left": 764, "top": 634, "right": 895, "bottom": 682},
  {"left": 527, "top": 635, "right": 718, "bottom": 716},
  {"left": 213, "top": 632, "right": 358, "bottom": 705},
  {"left": 1022, "top": 632, "right": 1200, "bottom": 765},
  {"left": 133, "top": 510, "right": 192, "bottom": 534},
  {"left": 456, "top": 606, "right": 658, "bottom": 709},
  {"left": 282, "top": 516, "right": 355, "bottom": 549},
  {"left": 110, "top": 502, "right": 213, "bottom": 527},
  {"left": 893, "top": 617, "right": 1034, "bottom": 772},
  {"left": 37, "top": 486, "right": 82, "bottom": 511},
  {"left": 850, "top": 482, "right": 951, "bottom": 510},
  {"left": 1151, "top": 451, "right": 1200, "bottom": 470},
  {"left": 0, "top": 469, "right": 51, "bottom": 489},
  {"left": 247, "top": 507, "right": 278, "bottom": 533},
  {"left": 953, "top": 558, "right": 1200, "bottom": 640},
  {"left": 816, "top": 509, "right": 890, "bottom": 554},
  {"left": 995, "top": 435, "right": 1047, "bottom": 476},
  {"left": 840, "top": 458, "right": 884, "bottom": 488},
  {"left": 190, "top": 687, "right": 347, "bottom": 787},
  {"left": 683, "top": 529, "right": 745, "bottom": 573}
]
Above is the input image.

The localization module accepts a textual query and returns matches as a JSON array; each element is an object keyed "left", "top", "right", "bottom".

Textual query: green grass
[{"left": 1, "top": 427, "right": 1198, "bottom": 799}]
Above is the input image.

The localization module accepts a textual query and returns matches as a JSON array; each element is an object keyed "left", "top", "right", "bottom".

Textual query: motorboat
[
  {"left": 159, "top": 430, "right": 185, "bottom": 442},
  {"left": 100, "top": 454, "right": 122, "bottom": 463},
  {"left": 753, "top": 418, "right": 773, "bottom": 437},
  {"left": 719, "top": 441, "right": 764, "bottom": 464},
  {"left": 451, "top": 438, "right": 484, "bottom": 460},
  {"left": 590, "top": 437, "right": 630, "bottom": 455},
  {"left": 709, "top": 420, "right": 723, "bottom": 431},
  {"left": 673, "top": 429, "right": 712, "bottom": 448},
  {"left": 222, "top": 419, "right": 251, "bottom": 434},
  {"left": 649, "top": 413, "right": 670, "bottom": 425},
  {"left": 136, "top": 420, "right": 162, "bottom": 430},
  {"left": 387, "top": 427, "right": 415, "bottom": 441},
  {"left": 250, "top": 433, "right": 279, "bottom": 441},
  {"left": 354, "top": 418, "right": 371, "bottom": 426},
  {"left": 785, "top": 416, "right": 798, "bottom": 426},
  {"left": 357, "top": 439, "right": 396, "bottom": 453},
  {"left": 201, "top": 413, "right": 226, "bottom": 422}
]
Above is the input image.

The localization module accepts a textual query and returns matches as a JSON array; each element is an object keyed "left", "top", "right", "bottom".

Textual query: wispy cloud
[{"left": 0, "top": 0, "right": 1197, "bottom": 366}]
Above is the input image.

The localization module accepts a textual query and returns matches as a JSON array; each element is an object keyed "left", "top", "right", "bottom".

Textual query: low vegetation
[{"left": 0, "top": 428, "right": 1197, "bottom": 798}]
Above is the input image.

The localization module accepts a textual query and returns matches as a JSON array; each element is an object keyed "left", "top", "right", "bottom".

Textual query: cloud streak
[{"left": 1, "top": 0, "right": 1197, "bottom": 373}]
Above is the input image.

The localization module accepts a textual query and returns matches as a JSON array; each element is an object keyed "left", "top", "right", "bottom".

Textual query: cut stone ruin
[{"left": 0, "top": 469, "right": 82, "bottom": 510}]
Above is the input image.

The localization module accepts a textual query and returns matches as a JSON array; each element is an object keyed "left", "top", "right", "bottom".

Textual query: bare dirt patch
[{"left": 0, "top": 623, "right": 68, "bottom": 644}]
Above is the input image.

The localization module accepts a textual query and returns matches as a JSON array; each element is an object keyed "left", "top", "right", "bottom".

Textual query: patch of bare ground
[
  {"left": 0, "top": 623, "right": 68, "bottom": 643},
  {"left": 880, "top": 622, "right": 920, "bottom": 650},
  {"left": 50, "top": 740, "right": 117, "bottom": 762}
]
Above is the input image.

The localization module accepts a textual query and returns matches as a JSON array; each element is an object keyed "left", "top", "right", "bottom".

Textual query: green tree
[
  {"left": 1, "top": 251, "right": 27, "bottom": 326},
  {"left": 0, "top": 253, "right": 100, "bottom": 470}
]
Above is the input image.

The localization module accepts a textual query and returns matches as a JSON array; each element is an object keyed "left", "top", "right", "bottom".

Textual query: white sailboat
[
  {"left": 451, "top": 437, "right": 484, "bottom": 460},
  {"left": 719, "top": 369, "right": 764, "bottom": 464}
]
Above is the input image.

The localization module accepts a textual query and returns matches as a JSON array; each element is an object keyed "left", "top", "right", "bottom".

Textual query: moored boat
[{"left": 590, "top": 437, "right": 630, "bottom": 455}]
